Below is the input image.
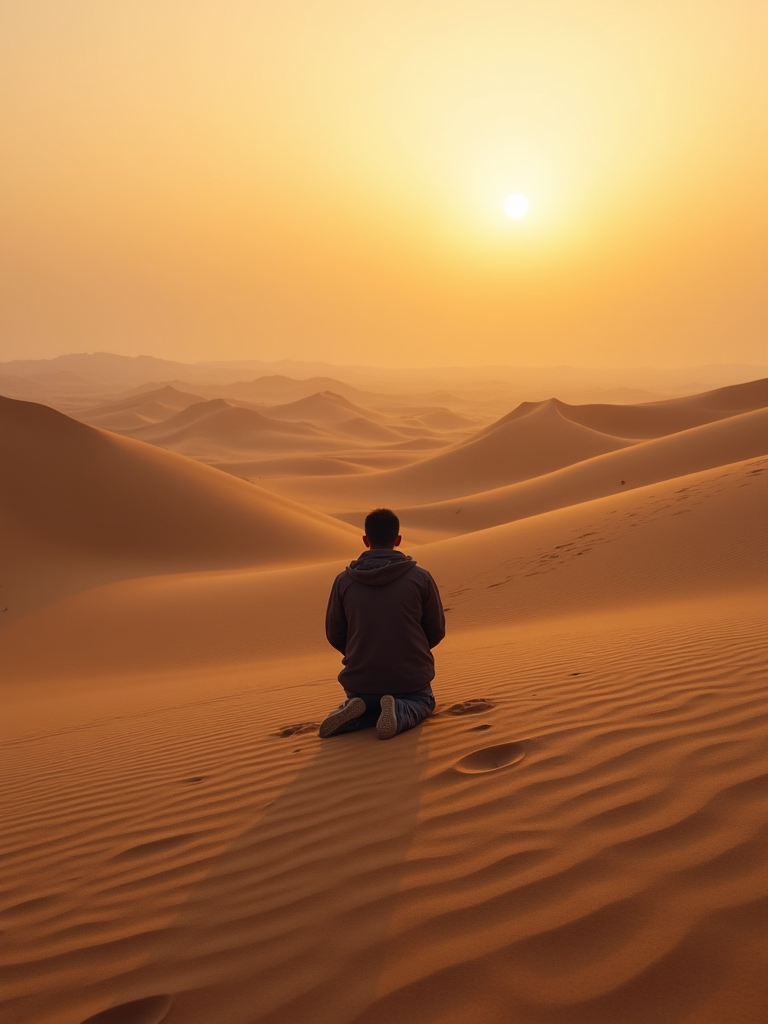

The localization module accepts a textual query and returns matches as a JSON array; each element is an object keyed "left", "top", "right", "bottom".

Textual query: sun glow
[
  {"left": 503, "top": 193, "right": 530, "bottom": 220},
  {"left": 1, "top": 1, "right": 765, "bottom": 366}
]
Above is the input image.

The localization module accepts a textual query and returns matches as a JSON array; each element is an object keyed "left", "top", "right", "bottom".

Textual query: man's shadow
[{"left": 165, "top": 718, "right": 431, "bottom": 1024}]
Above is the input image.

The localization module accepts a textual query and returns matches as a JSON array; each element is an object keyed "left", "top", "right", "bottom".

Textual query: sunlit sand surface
[{"left": 2, "top": 362, "right": 767, "bottom": 1024}]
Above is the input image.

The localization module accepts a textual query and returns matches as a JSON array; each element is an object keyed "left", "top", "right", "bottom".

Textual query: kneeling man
[{"left": 321, "top": 508, "right": 445, "bottom": 740}]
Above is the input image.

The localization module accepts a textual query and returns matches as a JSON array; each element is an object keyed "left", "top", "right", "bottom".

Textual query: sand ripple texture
[{"left": 2, "top": 599, "right": 767, "bottom": 1024}]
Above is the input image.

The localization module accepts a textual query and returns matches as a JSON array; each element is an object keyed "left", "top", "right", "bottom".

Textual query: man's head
[{"left": 363, "top": 508, "right": 402, "bottom": 550}]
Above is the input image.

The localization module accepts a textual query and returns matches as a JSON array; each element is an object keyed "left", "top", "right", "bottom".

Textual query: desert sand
[{"left": 2, "top": 359, "right": 767, "bottom": 1024}]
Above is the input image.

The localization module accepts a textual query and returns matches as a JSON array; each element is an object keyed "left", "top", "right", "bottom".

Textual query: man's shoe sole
[
  {"left": 377, "top": 695, "right": 398, "bottom": 740},
  {"left": 319, "top": 697, "right": 367, "bottom": 738}
]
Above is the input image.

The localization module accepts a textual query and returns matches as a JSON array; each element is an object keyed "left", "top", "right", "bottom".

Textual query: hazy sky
[{"left": 2, "top": 1, "right": 766, "bottom": 367}]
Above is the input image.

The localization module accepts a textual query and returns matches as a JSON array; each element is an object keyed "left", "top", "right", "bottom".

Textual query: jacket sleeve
[
  {"left": 421, "top": 572, "right": 446, "bottom": 649},
  {"left": 325, "top": 576, "right": 348, "bottom": 654}
]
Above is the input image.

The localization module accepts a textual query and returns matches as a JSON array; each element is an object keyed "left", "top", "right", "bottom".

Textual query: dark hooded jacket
[{"left": 325, "top": 549, "right": 446, "bottom": 694}]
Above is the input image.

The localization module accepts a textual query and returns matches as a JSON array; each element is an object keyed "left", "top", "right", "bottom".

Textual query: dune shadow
[{"left": 164, "top": 718, "right": 430, "bottom": 1024}]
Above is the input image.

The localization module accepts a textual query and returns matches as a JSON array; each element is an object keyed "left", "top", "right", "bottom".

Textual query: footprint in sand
[
  {"left": 455, "top": 742, "right": 526, "bottom": 774},
  {"left": 445, "top": 699, "right": 495, "bottom": 715},
  {"left": 277, "top": 722, "right": 321, "bottom": 737},
  {"left": 80, "top": 995, "right": 172, "bottom": 1024}
]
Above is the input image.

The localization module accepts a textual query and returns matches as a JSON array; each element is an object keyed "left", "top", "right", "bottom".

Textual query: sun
[{"left": 503, "top": 193, "right": 530, "bottom": 220}]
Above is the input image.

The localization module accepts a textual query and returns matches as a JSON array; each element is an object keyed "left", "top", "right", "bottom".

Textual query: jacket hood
[{"left": 345, "top": 549, "right": 417, "bottom": 586}]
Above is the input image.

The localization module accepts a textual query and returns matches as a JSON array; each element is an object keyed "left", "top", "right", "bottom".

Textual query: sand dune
[
  {"left": 0, "top": 396, "right": 357, "bottom": 621},
  {"left": 261, "top": 391, "right": 474, "bottom": 441},
  {"left": 261, "top": 379, "right": 768, "bottom": 512},
  {"left": 261, "top": 390, "right": 391, "bottom": 425},
  {"left": 125, "top": 395, "right": 448, "bottom": 460},
  {"left": 182, "top": 391, "right": 461, "bottom": 448},
  {"left": 80, "top": 385, "right": 205, "bottom": 431},
  {"left": 127, "top": 397, "right": 336, "bottom": 452},
  {"left": 140, "top": 376, "right": 488, "bottom": 421},
  {"left": 3, "top": 371, "right": 767, "bottom": 1024},
  {"left": 2, "top": 456, "right": 766, "bottom": 1024},
  {"left": 331, "top": 416, "right": 410, "bottom": 442},
  {"left": 385, "top": 405, "right": 768, "bottom": 538},
  {"left": 269, "top": 399, "right": 638, "bottom": 508},
  {"left": 424, "top": 456, "right": 767, "bottom": 630},
  {"left": 173, "top": 374, "right": 385, "bottom": 406},
  {"left": 0, "top": 373, "right": 54, "bottom": 401},
  {"left": 3, "top": 594, "right": 766, "bottom": 1024},
  {"left": 4, "top": 456, "right": 764, "bottom": 681},
  {"left": 415, "top": 407, "right": 477, "bottom": 430},
  {"left": 554, "top": 376, "right": 768, "bottom": 438}
]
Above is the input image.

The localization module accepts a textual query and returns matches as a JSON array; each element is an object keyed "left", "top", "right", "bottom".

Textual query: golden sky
[{"left": 1, "top": 1, "right": 766, "bottom": 367}]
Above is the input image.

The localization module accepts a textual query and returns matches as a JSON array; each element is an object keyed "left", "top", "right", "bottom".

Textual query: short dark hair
[{"left": 364, "top": 508, "right": 400, "bottom": 546}]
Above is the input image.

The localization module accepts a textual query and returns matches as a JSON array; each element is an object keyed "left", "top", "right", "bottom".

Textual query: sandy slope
[
  {"left": 2, "top": 603, "right": 766, "bottom": 1024},
  {"left": 328, "top": 416, "right": 410, "bottom": 443},
  {"left": 0, "top": 373, "right": 53, "bottom": 401},
  {"left": 261, "top": 391, "right": 393, "bottom": 425},
  {"left": 80, "top": 386, "right": 205, "bottom": 432},
  {"left": 211, "top": 454, "right": 375, "bottom": 479},
  {"left": 259, "top": 392, "right": 468, "bottom": 443},
  {"left": 0, "top": 396, "right": 357, "bottom": 621},
  {"left": 269, "top": 400, "right": 638, "bottom": 509},
  {"left": 3, "top": 456, "right": 765, "bottom": 683},
  {"left": 132, "top": 376, "right": 487, "bottom": 420},
  {"left": 389, "top": 436, "right": 450, "bottom": 450},
  {"left": 124, "top": 396, "right": 443, "bottom": 460},
  {"left": 127, "top": 398, "right": 333, "bottom": 449},
  {"left": 552, "top": 377, "right": 768, "bottom": 438},
  {"left": 162, "top": 374, "right": 387, "bottom": 406},
  {"left": 2, "top": 381, "right": 767, "bottom": 1024},
  {"left": 386, "top": 406, "right": 768, "bottom": 538},
  {"left": 260, "top": 377, "right": 768, "bottom": 512}
]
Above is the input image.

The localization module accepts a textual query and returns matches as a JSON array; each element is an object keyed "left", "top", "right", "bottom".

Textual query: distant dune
[
  {"left": 332, "top": 415, "right": 410, "bottom": 442},
  {"left": 0, "top": 396, "right": 357, "bottom": 620},
  {"left": 0, "top": 373, "right": 53, "bottom": 401},
  {"left": 554, "top": 377, "right": 768, "bottom": 438},
  {"left": 259, "top": 390, "right": 389, "bottom": 424},
  {"left": 270, "top": 399, "right": 637, "bottom": 508},
  {"left": 80, "top": 384, "right": 205, "bottom": 431},
  {"left": 416, "top": 406, "right": 477, "bottom": 430},
  {"left": 386, "top": 405, "right": 768, "bottom": 537},
  {"left": 126, "top": 397, "right": 337, "bottom": 453},
  {"left": 263, "top": 378, "right": 768, "bottom": 510},
  {"left": 94, "top": 391, "right": 464, "bottom": 465},
  {"left": 256, "top": 391, "right": 414, "bottom": 443},
  {"left": 180, "top": 374, "right": 382, "bottom": 406}
]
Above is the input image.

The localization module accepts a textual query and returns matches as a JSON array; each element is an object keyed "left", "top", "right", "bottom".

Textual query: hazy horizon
[
  {"left": 4, "top": 350, "right": 768, "bottom": 370},
  {"left": 2, "top": 1, "right": 767, "bottom": 367}
]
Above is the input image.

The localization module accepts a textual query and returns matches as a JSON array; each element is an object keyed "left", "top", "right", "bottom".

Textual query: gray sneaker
[
  {"left": 377, "top": 695, "right": 398, "bottom": 740},
  {"left": 319, "top": 697, "right": 367, "bottom": 738}
]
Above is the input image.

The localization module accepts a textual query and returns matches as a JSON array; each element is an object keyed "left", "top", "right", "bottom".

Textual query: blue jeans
[{"left": 331, "top": 686, "right": 435, "bottom": 735}]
